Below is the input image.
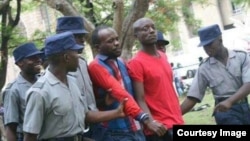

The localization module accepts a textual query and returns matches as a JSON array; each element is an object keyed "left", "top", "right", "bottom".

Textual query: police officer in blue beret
[
  {"left": 56, "top": 16, "right": 100, "bottom": 140},
  {"left": 2, "top": 42, "right": 42, "bottom": 141},
  {"left": 181, "top": 24, "right": 250, "bottom": 124},
  {"left": 156, "top": 31, "right": 169, "bottom": 53},
  {"left": 56, "top": 16, "right": 98, "bottom": 112},
  {"left": 23, "top": 32, "right": 127, "bottom": 141}
]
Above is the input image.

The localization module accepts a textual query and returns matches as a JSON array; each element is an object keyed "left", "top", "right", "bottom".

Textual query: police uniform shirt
[
  {"left": 68, "top": 57, "right": 98, "bottom": 111},
  {"left": 188, "top": 50, "right": 250, "bottom": 101},
  {"left": 23, "top": 70, "right": 88, "bottom": 139},
  {"left": 3, "top": 74, "right": 33, "bottom": 133}
]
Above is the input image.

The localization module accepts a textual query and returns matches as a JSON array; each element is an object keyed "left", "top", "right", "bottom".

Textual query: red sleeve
[
  {"left": 127, "top": 60, "right": 144, "bottom": 82},
  {"left": 88, "top": 61, "right": 142, "bottom": 118}
]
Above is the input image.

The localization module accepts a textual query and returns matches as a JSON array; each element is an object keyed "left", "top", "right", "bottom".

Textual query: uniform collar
[
  {"left": 45, "top": 68, "right": 60, "bottom": 85},
  {"left": 209, "top": 50, "right": 236, "bottom": 64},
  {"left": 16, "top": 74, "right": 30, "bottom": 84}
]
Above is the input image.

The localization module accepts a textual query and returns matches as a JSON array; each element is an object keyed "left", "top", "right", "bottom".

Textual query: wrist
[{"left": 139, "top": 113, "right": 151, "bottom": 125}]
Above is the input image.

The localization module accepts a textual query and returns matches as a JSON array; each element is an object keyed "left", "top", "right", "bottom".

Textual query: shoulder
[
  {"left": 1, "top": 80, "right": 17, "bottom": 100},
  {"left": 199, "top": 57, "right": 209, "bottom": 67},
  {"left": 233, "top": 49, "right": 248, "bottom": 55},
  {"left": 4, "top": 80, "right": 16, "bottom": 90},
  {"left": 232, "top": 49, "right": 248, "bottom": 62},
  {"left": 232, "top": 49, "right": 248, "bottom": 58},
  {"left": 31, "top": 77, "right": 46, "bottom": 90}
]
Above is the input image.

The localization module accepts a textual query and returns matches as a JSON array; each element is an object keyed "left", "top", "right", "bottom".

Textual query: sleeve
[
  {"left": 88, "top": 62, "right": 143, "bottom": 119},
  {"left": 241, "top": 53, "right": 250, "bottom": 83},
  {"left": 23, "top": 90, "right": 45, "bottom": 134},
  {"left": 3, "top": 88, "right": 19, "bottom": 125},
  {"left": 187, "top": 67, "right": 208, "bottom": 102},
  {"left": 127, "top": 60, "right": 144, "bottom": 82}
]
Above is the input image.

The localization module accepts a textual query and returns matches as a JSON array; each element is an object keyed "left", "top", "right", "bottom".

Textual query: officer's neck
[
  {"left": 48, "top": 66, "right": 68, "bottom": 86},
  {"left": 20, "top": 72, "right": 37, "bottom": 84}
]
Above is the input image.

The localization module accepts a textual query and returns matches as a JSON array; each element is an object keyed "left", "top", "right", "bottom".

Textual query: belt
[
  {"left": 215, "top": 97, "right": 248, "bottom": 105},
  {"left": 41, "top": 134, "right": 83, "bottom": 141}
]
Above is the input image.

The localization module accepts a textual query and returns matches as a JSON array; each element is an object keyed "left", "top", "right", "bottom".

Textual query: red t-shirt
[{"left": 127, "top": 50, "right": 184, "bottom": 134}]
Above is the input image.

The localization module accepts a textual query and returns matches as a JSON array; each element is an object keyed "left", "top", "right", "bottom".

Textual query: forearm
[
  {"left": 85, "top": 110, "right": 120, "bottom": 123},
  {"left": 181, "top": 97, "right": 198, "bottom": 115},
  {"left": 24, "top": 133, "right": 37, "bottom": 141},
  {"left": 6, "top": 124, "right": 17, "bottom": 141},
  {"left": 137, "top": 100, "right": 154, "bottom": 120}
]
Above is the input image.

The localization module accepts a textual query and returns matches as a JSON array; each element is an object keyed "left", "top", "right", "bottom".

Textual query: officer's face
[
  {"left": 74, "top": 33, "right": 86, "bottom": 53},
  {"left": 19, "top": 55, "right": 42, "bottom": 75},
  {"left": 64, "top": 50, "right": 79, "bottom": 72},
  {"left": 96, "top": 28, "right": 121, "bottom": 58},
  {"left": 203, "top": 37, "right": 222, "bottom": 57}
]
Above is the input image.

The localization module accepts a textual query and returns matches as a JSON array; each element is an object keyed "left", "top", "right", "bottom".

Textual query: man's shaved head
[{"left": 133, "top": 17, "right": 154, "bottom": 35}]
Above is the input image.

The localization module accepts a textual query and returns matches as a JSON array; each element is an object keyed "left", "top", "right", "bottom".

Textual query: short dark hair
[{"left": 91, "top": 25, "right": 110, "bottom": 47}]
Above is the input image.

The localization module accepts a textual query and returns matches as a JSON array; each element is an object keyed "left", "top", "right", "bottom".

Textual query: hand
[
  {"left": 116, "top": 98, "right": 128, "bottom": 118},
  {"left": 214, "top": 99, "right": 232, "bottom": 113},
  {"left": 144, "top": 119, "right": 167, "bottom": 136}
]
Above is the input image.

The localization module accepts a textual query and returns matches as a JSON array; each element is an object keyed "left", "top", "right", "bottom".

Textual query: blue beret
[
  {"left": 198, "top": 24, "right": 222, "bottom": 47},
  {"left": 56, "top": 16, "right": 88, "bottom": 34},
  {"left": 45, "top": 31, "right": 83, "bottom": 56},
  {"left": 157, "top": 31, "right": 169, "bottom": 45},
  {"left": 13, "top": 42, "right": 42, "bottom": 63}
]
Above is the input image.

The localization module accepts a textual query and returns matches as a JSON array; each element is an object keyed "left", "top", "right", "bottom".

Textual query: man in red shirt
[{"left": 127, "top": 17, "right": 184, "bottom": 141}]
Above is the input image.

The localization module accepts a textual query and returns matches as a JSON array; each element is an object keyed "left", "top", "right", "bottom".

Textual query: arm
[
  {"left": 133, "top": 81, "right": 167, "bottom": 136},
  {"left": 23, "top": 91, "right": 44, "bottom": 138},
  {"left": 5, "top": 123, "right": 17, "bottom": 141},
  {"left": 24, "top": 133, "right": 37, "bottom": 141},
  {"left": 2, "top": 88, "right": 19, "bottom": 141},
  {"left": 85, "top": 98, "right": 127, "bottom": 123},
  {"left": 181, "top": 97, "right": 199, "bottom": 115},
  {"left": 88, "top": 63, "right": 143, "bottom": 118}
]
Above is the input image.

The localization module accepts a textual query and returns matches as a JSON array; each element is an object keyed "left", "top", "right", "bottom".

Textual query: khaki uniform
[
  {"left": 2, "top": 74, "right": 33, "bottom": 133},
  {"left": 68, "top": 57, "right": 97, "bottom": 111},
  {"left": 23, "top": 70, "right": 88, "bottom": 140},
  {"left": 188, "top": 50, "right": 250, "bottom": 101}
]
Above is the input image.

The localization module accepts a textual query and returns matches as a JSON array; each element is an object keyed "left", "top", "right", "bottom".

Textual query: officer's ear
[
  {"left": 94, "top": 44, "right": 102, "bottom": 52},
  {"left": 16, "top": 60, "right": 24, "bottom": 68},
  {"left": 63, "top": 53, "right": 69, "bottom": 63}
]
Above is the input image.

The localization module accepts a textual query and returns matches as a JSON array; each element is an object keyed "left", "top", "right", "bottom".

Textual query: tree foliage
[{"left": 0, "top": 0, "right": 208, "bottom": 90}]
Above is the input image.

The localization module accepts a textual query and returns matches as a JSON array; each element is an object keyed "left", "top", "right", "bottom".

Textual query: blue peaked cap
[
  {"left": 198, "top": 24, "right": 222, "bottom": 47},
  {"left": 56, "top": 16, "right": 88, "bottom": 34},
  {"left": 45, "top": 31, "right": 83, "bottom": 56},
  {"left": 13, "top": 42, "right": 42, "bottom": 63}
]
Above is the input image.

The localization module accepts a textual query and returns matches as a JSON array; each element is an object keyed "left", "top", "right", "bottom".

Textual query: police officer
[
  {"left": 23, "top": 32, "right": 127, "bottom": 141},
  {"left": 181, "top": 24, "right": 250, "bottom": 124},
  {"left": 55, "top": 16, "right": 99, "bottom": 140},
  {"left": 2, "top": 42, "right": 42, "bottom": 141},
  {"left": 56, "top": 16, "right": 98, "bottom": 112}
]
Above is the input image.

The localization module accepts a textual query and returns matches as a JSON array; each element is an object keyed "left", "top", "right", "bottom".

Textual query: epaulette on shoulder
[
  {"left": 4, "top": 81, "right": 16, "bottom": 89},
  {"left": 233, "top": 49, "right": 247, "bottom": 55},
  {"left": 32, "top": 79, "right": 46, "bottom": 89},
  {"left": 199, "top": 57, "right": 209, "bottom": 66}
]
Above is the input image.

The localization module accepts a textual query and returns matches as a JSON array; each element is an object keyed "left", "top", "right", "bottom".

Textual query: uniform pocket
[{"left": 52, "top": 97, "right": 73, "bottom": 129}]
